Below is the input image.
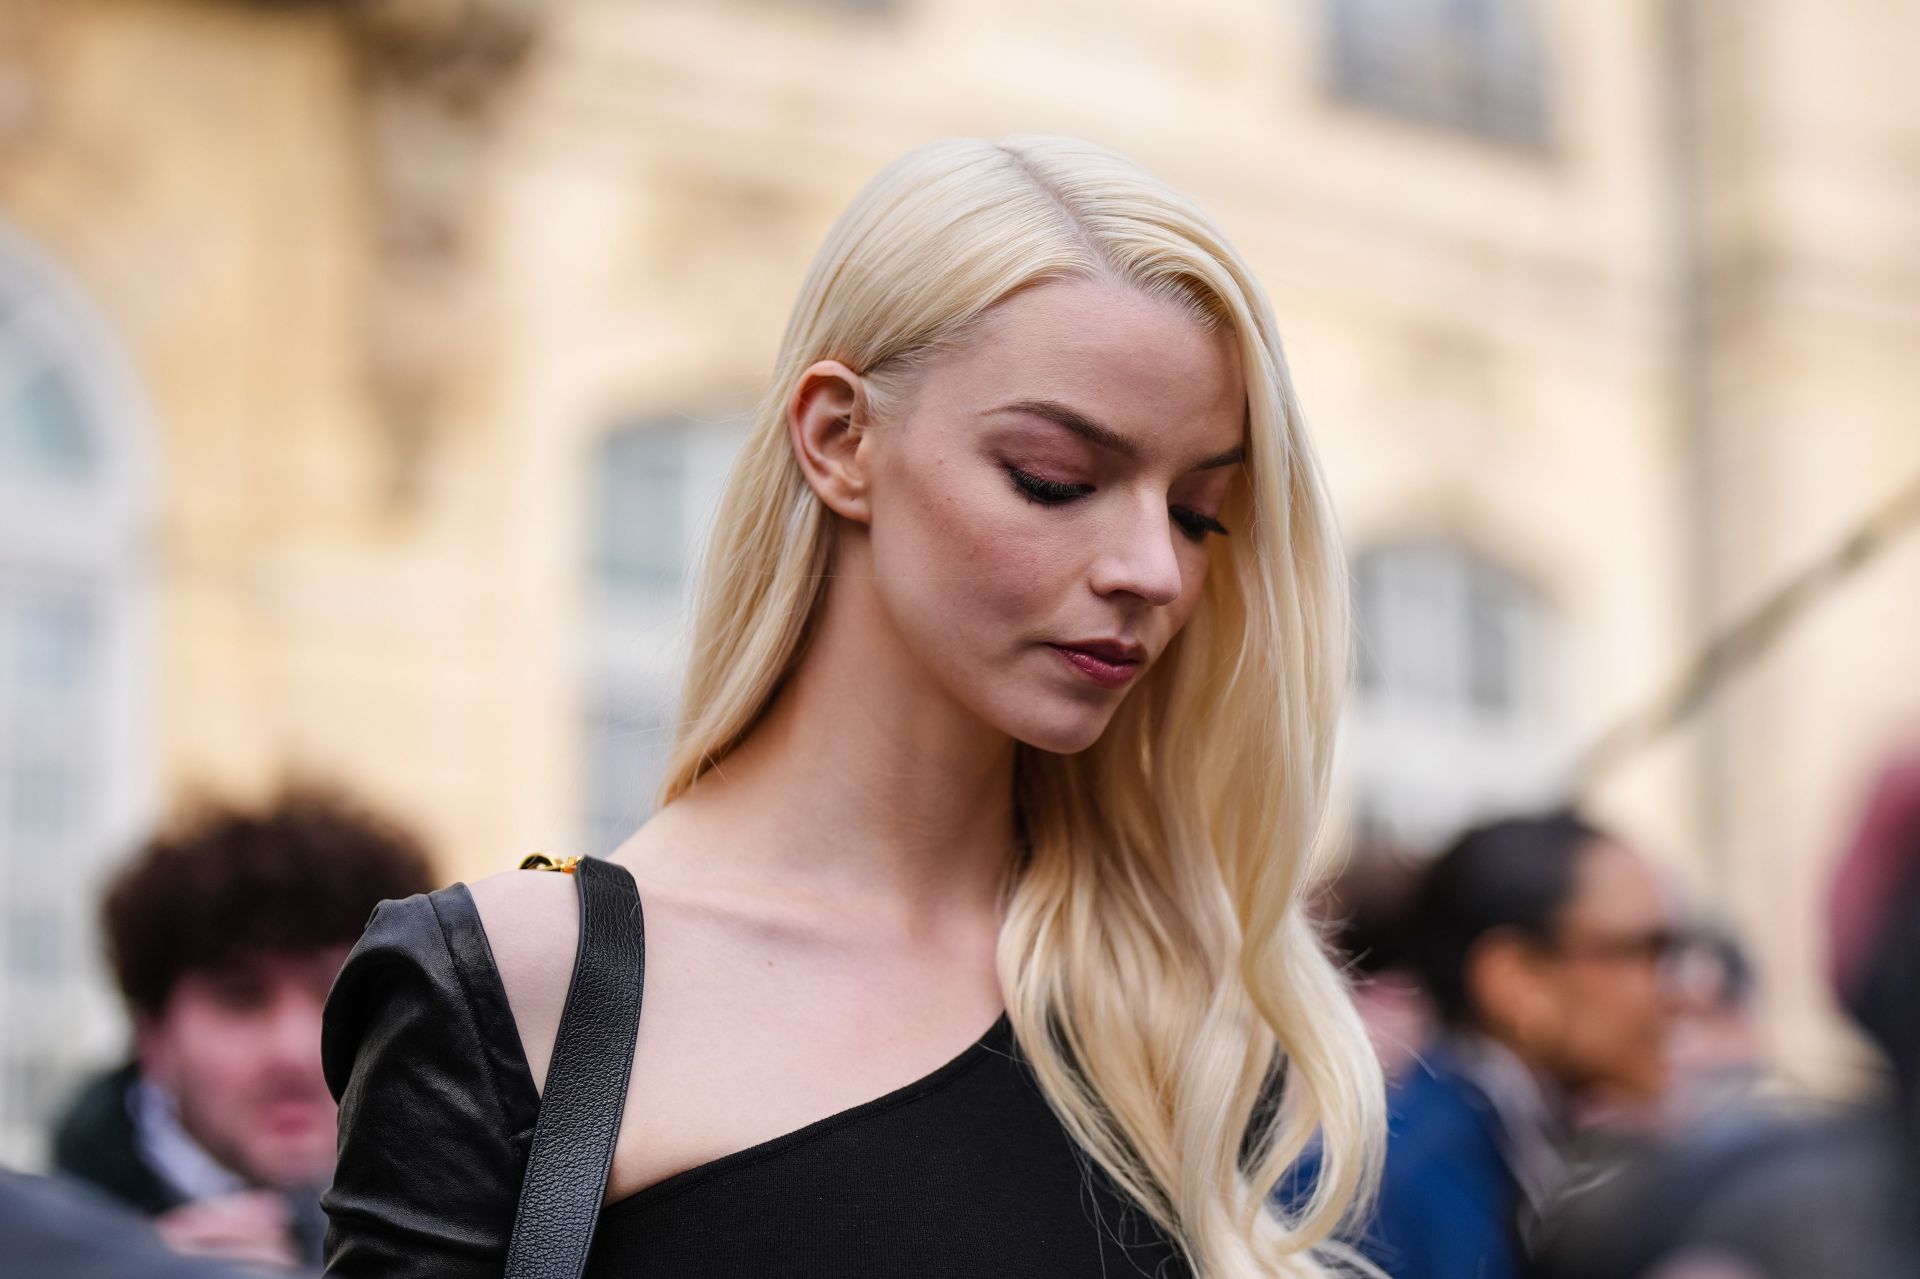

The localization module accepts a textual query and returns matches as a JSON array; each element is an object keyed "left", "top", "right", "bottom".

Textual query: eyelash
[{"left": 1006, "top": 467, "right": 1230, "bottom": 543}]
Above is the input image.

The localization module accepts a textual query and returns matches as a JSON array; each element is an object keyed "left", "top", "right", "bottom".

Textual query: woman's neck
[{"left": 651, "top": 573, "right": 1020, "bottom": 930}]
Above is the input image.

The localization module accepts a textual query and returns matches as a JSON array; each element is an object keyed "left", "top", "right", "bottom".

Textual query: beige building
[{"left": 0, "top": 0, "right": 1915, "bottom": 1163}]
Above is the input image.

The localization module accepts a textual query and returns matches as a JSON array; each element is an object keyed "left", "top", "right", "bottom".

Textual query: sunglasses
[{"left": 1545, "top": 926, "right": 1682, "bottom": 966}]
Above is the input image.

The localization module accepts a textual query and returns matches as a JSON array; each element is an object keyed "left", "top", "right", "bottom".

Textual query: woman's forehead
[{"left": 927, "top": 278, "right": 1246, "bottom": 457}]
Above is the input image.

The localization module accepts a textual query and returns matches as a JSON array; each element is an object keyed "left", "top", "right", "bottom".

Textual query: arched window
[
  {"left": 1324, "top": 0, "right": 1552, "bottom": 149},
  {"left": 1346, "top": 539, "right": 1560, "bottom": 851},
  {"left": 0, "top": 223, "right": 154, "bottom": 1165},
  {"left": 581, "top": 413, "right": 747, "bottom": 855}
]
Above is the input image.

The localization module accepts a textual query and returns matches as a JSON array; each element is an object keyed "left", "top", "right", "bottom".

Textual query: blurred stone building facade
[{"left": 0, "top": 0, "right": 1915, "bottom": 1163}]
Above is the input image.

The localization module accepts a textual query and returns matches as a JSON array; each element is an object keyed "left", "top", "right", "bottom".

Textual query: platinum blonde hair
[{"left": 660, "top": 136, "right": 1383, "bottom": 1277}]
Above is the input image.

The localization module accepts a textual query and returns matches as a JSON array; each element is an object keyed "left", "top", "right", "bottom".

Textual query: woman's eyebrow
[
  {"left": 993, "top": 399, "right": 1246, "bottom": 470},
  {"left": 1193, "top": 444, "right": 1245, "bottom": 470},
  {"left": 995, "top": 399, "right": 1138, "bottom": 458}
]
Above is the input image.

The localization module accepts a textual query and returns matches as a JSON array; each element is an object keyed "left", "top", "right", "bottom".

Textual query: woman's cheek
[
  {"left": 923, "top": 542, "right": 1030, "bottom": 664},
  {"left": 877, "top": 471, "right": 1011, "bottom": 638},
  {"left": 1180, "top": 545, "right": 1212, "bottom": 607}
]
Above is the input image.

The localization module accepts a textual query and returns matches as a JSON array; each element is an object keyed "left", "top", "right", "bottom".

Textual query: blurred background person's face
[
  {"left": 1525, "top": 839, "right": 1676, "bottom": 1099},
  {"left": 1663, "top": 933, "right": 1763, "bottom": 1096},
  {"left": 136, "top": 948, "right": 346, "bottom": 1190}
]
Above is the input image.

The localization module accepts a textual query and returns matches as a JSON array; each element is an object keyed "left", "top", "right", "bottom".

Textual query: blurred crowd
[
  {"left": 6, "top": 786, "right": 433, "bottom": 1277},
  {"left": 1318, "top": 751, "right": 1920, "bottom": 1279},
  {"left": 7, "top": 753, "right": 1920, "bottom": 1277}
]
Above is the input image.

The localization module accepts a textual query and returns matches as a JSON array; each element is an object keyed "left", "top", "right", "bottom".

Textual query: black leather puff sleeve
[{"left": 321, "top": 887, "right": 541, "bottom": 1277}]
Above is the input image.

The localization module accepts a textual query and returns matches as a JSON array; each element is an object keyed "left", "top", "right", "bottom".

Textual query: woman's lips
[{"left": 1047, "top": 643, "right": 1142, "bottom": 690}]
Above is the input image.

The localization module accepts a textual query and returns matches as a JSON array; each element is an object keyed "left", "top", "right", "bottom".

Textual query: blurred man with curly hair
[{"left": 50, "top": 784, "right": 435, "bottom": 1270}]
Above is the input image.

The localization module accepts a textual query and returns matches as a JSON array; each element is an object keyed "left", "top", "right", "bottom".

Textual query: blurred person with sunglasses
[
  {"left": 49, "top": 785, "right": 434, "bottom": 1270},
  {"left": 1531, "top": 749, "right": 1920, "bottom": 1279},
  {"left": 1660, "top": 927, "right": 1765, "bottom": 1120},
  {"left": 1358, "top": 811, "right": 1681, "bottom": 1279}
]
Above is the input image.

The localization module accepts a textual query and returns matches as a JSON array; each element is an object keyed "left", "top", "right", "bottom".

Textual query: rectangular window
[
  {"left": 583, "top": 415, "right": 748, "bottom": 851},
  {"left": 595, "top": 425, "right": 688, "bottom": 596},
  {"left": 1324, "top": 0, "right": 1552, "bottom": 149},
  {"left": 6, "top": 908, "right": 61, "bottom": 981}
]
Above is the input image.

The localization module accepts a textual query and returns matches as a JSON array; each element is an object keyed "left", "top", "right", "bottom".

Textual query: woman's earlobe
[{"left": 788, "top": 360, "right": 873, "bottom": 525}]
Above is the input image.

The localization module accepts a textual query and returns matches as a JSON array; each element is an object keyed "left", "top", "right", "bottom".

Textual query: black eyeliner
[
  {"left": 1007, "top": 466, "right": 1093, "bottom": 505},
  {"left": 1008, "top": 465, "right": 1228, "bottom": 542},
  {"left": 1172, "top": 507, "right": 1230, "bottom": 541}
]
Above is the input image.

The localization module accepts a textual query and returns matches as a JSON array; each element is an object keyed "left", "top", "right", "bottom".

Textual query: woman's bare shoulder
[
  {"left": 465, "top": 867, "right": 582, "bottom": 1094},
  {"left": 465, "top": 807, "right": 740, "bottom": 1097}
]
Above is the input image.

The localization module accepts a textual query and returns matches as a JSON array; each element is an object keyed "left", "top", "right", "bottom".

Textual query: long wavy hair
[{"left": 658, "top": 136, "right": 1382, "bottom": 1277}]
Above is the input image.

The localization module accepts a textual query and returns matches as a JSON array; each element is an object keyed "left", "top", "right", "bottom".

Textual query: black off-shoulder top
[{"left": 319, "top": 883, "right": 1190, "bottom": 1277}]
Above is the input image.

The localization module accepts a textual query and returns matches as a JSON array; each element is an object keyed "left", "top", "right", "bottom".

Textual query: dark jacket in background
[
  {"left": 49, "top": 1060, "right": 328, "bottom": 1267},
  {"left": 51, "top": 1062, "right": 186, "bottom": 1217},
  {"left": 0, "top": 1169, "right": 255, "bottom": 1279},
  {"left": 1530, "top": 1104, "right": 1920, "bottom": 1279}
]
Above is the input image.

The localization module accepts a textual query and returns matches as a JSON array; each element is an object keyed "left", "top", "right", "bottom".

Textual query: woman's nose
[{"left": 1088, "top": 497, "right": 1184, "bottom": 607}]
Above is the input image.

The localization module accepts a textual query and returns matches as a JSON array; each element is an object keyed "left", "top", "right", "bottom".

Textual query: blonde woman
[{"left": 321, "top": 135, "right": 1382, "bottom": 1278}]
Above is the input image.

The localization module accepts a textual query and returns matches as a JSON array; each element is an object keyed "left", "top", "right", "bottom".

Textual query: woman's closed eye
[
  {"left": 1006, "top": 466, "right": 1230, "bottom": 542},
  {"left": 1170, "top": 506, "right": 1229, "bottom": 542},
  {"left": 1007, "top": 466, "right": 1093, "bottom": 506}
]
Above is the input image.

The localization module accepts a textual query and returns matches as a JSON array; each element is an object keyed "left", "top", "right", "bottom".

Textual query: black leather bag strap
[{"left": 503, "top": 855, "right": 646, "bottom": 1279}]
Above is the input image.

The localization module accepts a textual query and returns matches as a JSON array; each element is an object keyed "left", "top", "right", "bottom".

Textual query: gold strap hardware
[{"left": 519, "top": 853, "right": 584, "bottom": 874}]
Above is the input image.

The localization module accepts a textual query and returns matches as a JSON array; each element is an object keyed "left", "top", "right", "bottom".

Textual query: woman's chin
[{"left": 1001, "top": 700, "right": 1118, "bottom": 756}]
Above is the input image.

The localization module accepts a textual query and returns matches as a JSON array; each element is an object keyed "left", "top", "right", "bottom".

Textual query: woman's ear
[{"left": 788, "top": 360, "right": 874, "bottom": 525}]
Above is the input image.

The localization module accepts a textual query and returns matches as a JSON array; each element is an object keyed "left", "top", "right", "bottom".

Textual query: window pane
[
  {"left": 583, "top": 697, "right": 674, "bottom": 855},
  {"left": 1, "top": 1055, "right": 64, "bottom": 1130},
  {"left": 1352, "top": 562, "right": 1383, "bottom": 693},
  {"left": 7, "top": 756, "right": 82, "bottom": 843},
  {"left": 1347, "top": 540, "right": 1556, "bottom": 847},
  {"left": 0, "top": 364, "right": 95, "bottom": 483},
  {"left": 1351, "top": 541, "right": 1541, "bottom": 722},
  {"left": 595, "top": 426, "right": 685, "bottom": 594},
  {"left": 1325, "top": 0, "right": 1550, "bottom": 148},
  {"left": 16, "top": 593, "right": 94, "bottom": 696},
  {"left": 6, "top": 909, "right": 62, "bottom": 981},
  {"left": 1468, "top": 558, "right": 1522, "bottom": 714}
]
